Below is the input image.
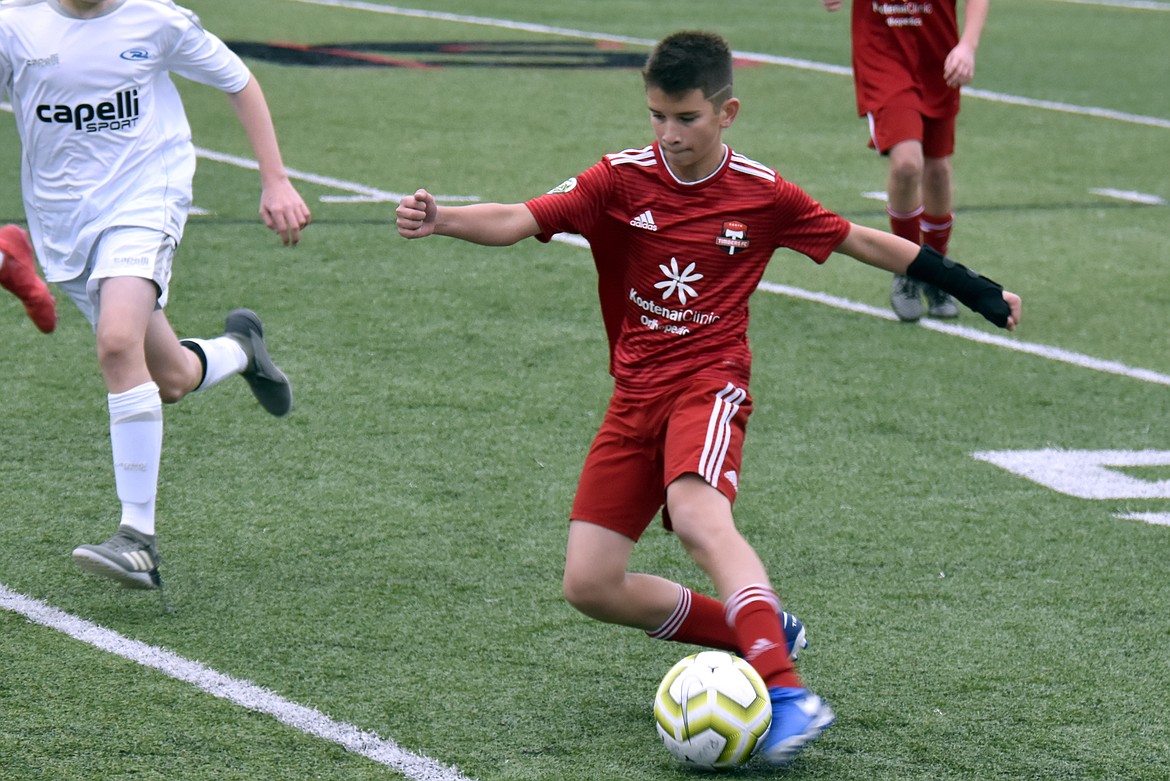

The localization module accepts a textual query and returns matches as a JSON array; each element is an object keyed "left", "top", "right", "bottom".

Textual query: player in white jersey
[{"left": 0, "top": 0, "right": 312, "bottom": 590}]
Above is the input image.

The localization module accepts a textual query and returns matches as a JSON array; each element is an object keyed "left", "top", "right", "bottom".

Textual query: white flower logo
[{"left": 655, "top": 257, "right": 702, "bottom": 305}]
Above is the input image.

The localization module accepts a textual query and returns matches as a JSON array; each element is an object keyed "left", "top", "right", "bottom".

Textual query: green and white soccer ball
[{"left": 653, "top": 650, "right": 772, "bottom": 769}]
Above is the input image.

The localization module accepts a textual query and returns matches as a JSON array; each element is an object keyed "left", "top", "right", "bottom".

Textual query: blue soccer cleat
[
  {"left": 780, "top": 610, "right": 808, "bottom": 661},
  {"left": 759, "top": 686, "right": 835, "bottom": 766}
]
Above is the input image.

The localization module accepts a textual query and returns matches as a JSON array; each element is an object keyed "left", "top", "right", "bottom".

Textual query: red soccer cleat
[{"left": 0, "top": 224, "right": 56, "bottom": 333}]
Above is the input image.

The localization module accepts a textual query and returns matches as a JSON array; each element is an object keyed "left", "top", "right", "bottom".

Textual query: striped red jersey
[
  {"left": 851, "top": 0, "right": 961, "bottom": 118},
  {"left": 524, "top": 143, "right": 850, "bottom": 398}
]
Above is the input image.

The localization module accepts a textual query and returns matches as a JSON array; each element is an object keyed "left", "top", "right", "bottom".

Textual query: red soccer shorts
[
  {"left": 866, "top": 106, "right": 956, "bottom": 159},
  {"left": 570, "top": 377, "right": 753, "bottom": 541}
]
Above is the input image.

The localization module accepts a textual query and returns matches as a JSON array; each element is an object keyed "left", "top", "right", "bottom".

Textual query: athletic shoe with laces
[
  {"left": 72, "top": 525, "right": 162, "bottom": 590},
  {"left": 759, "top": 686, "right": 835, "bottom": 766},
  {"left": 0, "top": 224, "right": 56, "bottom": 333},
  {"left": 224, "top": 308, "right": 292, "bottom": 416},
  {"left": 925, "top": 284, "right": 960, "bottom": 318},
  {"left": 780, "top": 610, "right": 808, "bottom": 660},
  {"left": 889, "top": 274, "right": 924, "bottom": 322}
]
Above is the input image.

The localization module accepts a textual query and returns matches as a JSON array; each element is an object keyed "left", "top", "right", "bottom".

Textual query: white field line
[
  {"left": 753, "top": 280, "right": 1170, "bottom": 388},
  {"left": 0, "top": 106, "right": 478, "bottom": 204},
  {"left": 1052, "top": 0, "right": 1170, "bottom": 10},
  {"left": 287, "top": 0, "right": 1170, "bottom": 131},
  {"left": 1115, "top": 512, "right": 1170, "bottom": 524},
  {"left": 1090, "top": 187, "right": 1168, "bottom": 205},
  {"left": 192, "top": 147, "right": 479, "bottom": 203},
  {"left": 0, "top": 584, "right": 476, "bottom": 781}
]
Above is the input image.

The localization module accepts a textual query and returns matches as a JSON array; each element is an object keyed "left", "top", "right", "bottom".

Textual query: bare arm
[
  {"left": 836, "top": 223, "right": 1021, "bottom": 330},
  {"left": 228, "top": 76, "right": 312, "bottom": 246},
  {"left": 944, "top": 0, "right": 989, "bottom": 87},
  {"left": 835, "top": 223, "right": 920, "bottom": 273},
  {"left": 396, "top": 189, "right": 541, "bottom": 246}
]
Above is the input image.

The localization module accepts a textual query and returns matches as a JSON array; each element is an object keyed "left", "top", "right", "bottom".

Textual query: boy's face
[{"left": 646, "top": 86, "right": 739, "bottom": 182}]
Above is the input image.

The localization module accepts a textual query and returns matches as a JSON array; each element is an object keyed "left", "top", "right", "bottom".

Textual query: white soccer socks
[
  {"left": 180, "top": 335, "right": 248, "bottom": 392},
  {"left": 108, "top": 381, "right": 163, "bottom": 536}
]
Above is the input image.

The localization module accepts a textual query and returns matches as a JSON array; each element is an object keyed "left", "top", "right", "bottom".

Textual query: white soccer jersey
[{"left": 0, "top": 0, "right": 252, "bottom": 281}]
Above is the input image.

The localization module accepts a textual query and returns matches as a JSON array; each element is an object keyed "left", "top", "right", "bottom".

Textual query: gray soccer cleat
[
  {"left": 890, "top": 274, "right": 924, "bottom": 322},
  {"left": 72, "top": 526, "right": 162, "bottom": 590},
  {"left": 224, "top": 308, "right": 292, "bottom": 416},
  {"left": 924, "top": 284, "right": 959, "bottom": 318}
]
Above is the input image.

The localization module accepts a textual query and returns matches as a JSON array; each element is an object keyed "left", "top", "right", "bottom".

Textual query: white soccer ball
[{"left": 653, "top": 650, "right": 772, "bottom": 769}]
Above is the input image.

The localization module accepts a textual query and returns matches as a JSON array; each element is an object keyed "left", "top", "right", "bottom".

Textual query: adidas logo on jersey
[{"left": 629, "top": 210, "right": 658, "bottom": 231}]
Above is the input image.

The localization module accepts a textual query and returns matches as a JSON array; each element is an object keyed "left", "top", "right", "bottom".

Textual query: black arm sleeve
[{"left": 906, "top": 245, "right": 1011, "bottom": 328}]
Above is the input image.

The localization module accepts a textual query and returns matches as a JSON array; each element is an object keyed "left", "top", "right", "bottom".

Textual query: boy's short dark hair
[{"left": 642, "top": 31, "right": 734, "bottom": 104}]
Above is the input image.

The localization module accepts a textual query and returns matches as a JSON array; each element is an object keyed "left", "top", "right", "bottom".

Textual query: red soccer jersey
[
  {"left": 851, "top": 0, "right": 961, "bottom": 118},
  {"left": 525, "top": 143, "right": 850, "bottom": 398}
]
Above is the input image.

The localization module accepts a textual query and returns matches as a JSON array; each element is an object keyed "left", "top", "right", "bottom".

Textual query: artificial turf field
[{"left": 2, "top": 1, "right": 1168, "bottom": 778}]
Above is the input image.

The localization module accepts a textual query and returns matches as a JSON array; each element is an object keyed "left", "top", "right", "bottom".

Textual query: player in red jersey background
[
  {"left": 397, "top": 30, "right": 1018, "bottom": 766},
  {"left": 823, "top": 0, "right": 989, "bottom": 321}
]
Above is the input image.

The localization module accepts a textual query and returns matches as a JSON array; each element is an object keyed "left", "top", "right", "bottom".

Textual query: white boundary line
[
  {"left": 0, "top": 584, "right": 476, "bottom": 781},
  {"left": 193, "top": 147, "right": 479, "bottom": 203},
  {"left": 287, "top": 0, "right": 1170, "bottom": 131},
  {"left": 1052, "top": 0, "right": 1170, "bottom": 10},
  {"left": 1115, "top": 512, "right": 1170, "bottom": 525},
  {"left": 752, "top": 280, "right": 1170, "bottom": 387},
  {"left": 1090, "top": 187, "right": 1167, "bottom": 205},
  {"left": 0, "top": 108, "right": 479, "bottom": 204}
]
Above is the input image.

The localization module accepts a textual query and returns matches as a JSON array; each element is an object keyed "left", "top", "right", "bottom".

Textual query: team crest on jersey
[
  {"left": 547, "top": 177, "right": 578, "bottom": 195},
  {"left": 715, "top": 220, "right": 750, "bottom": 255}
]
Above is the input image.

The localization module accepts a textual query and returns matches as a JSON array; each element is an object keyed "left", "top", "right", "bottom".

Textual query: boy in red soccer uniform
[
  {"left": 822, "top": 0, "right": 989, "bottom": 320},
  {"left": 397, "top": 31, "right": 1019, "bottom": 766}
]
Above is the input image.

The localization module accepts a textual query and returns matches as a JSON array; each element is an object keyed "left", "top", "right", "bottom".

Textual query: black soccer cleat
[{"left": 224, "top": 308, "right": 292, "bottom": 416}]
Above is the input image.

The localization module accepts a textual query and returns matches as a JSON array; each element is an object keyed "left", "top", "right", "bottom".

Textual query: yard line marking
[
  {"left": 755, "top": 280, "right": 1170, "bottom": 387},
  {"left": 287, "top": 0, "right": 1170, "bottom": 130},
  {"left": 1052, "top": 0, "right": 1170, "bottom": 10},
  {"left": 0, "top": 103, "right": 481, "bottom": 203},
  {"left": 1089, "top": 188, "right": 1168, "bottom": 205},
  {"left": 287, "top": 0, "right": 660, "bottom": 48},
  {"left": 1114, "top": 512, "right": 1170, "bottom": 525},
  {"left": 193, "top": 147, "right": 480, "bottom": 203},
  {"left": 0, "top": 583, "right": 476, "bottom": 781},
  {"left": 972, "top": 449, "right": 1170, "bottom": 499},
  {"left": 960, "top": 88, "right": 1170, "bottom": 130}
]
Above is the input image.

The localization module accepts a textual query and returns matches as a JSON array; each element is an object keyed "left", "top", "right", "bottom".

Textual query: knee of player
[
  {"left": 888, "top": 154, "right": 925, "bottom": 184},
  {"left": 675, "top": 521, "right": 741, "bottom": 564},
  {"left": 95, "top": 330, "right": 143, "bottom": 372},
  {"left": 154, "top": 381, "right": 188, "bottom": 404},
  {"left": 562, "top": 568, "right": 615, "bottom": 617}
]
